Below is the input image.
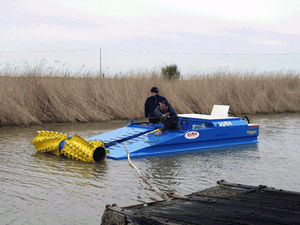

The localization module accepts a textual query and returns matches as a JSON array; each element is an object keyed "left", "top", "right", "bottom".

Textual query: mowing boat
[{"left": 31, "top": 105, "right": 259, "bottom": 162}]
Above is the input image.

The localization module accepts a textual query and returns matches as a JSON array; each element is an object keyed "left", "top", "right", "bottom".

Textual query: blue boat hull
[{"left": 89, "top": 116, "right": 259, "bottom": 160}]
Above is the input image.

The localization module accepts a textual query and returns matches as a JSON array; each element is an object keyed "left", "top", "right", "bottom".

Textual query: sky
[{"left": 1, "top": 0, "right": 300, "bottom": 74}]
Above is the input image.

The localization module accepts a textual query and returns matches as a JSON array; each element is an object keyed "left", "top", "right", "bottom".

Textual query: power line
[
  {"left": 102, "top": 49, "right": 300, "bottom": 56},
  {"left": 0, "top": 49, "right": 97, "bottom": 53},
  {"left": 0, "top": 48, "right": 299, "bottom": 55}
]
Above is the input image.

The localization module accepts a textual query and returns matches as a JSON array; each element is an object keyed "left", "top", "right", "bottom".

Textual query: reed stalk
[{"left": 0, "top": 68, "right": 299, "bottom": 126}]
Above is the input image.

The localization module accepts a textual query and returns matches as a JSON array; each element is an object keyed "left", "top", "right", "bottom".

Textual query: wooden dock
[{"left": 101, "top": 180, "right": 300, "bottom": 225}]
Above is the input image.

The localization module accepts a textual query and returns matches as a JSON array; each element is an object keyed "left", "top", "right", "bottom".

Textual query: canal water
[{"left": 0, "top": 114, "right": 300, "bottom": 225}]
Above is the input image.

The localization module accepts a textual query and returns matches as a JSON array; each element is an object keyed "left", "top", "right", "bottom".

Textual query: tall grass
[{"left": 0, "top": 69, "right": 299, "bottom": 126}]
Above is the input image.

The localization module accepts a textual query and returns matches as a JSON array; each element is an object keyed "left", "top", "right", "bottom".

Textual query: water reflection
[
  {"left": 143, "top": 156, "right": 182, "bottom": 192},
  {"left": 33, "top": 152, "right": 108, "bottom": 181}
]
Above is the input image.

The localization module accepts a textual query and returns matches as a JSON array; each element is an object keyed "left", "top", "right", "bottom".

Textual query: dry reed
[{"left": 0, "top": 69, "right": 300, "bottom": 126}]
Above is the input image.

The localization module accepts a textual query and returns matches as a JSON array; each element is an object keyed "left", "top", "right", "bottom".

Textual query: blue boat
[{"left": 89, "top": 105, "right": 259, "bottom": 160}]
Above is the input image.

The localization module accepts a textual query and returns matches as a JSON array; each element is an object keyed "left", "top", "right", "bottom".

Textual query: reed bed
[{"left": 0, "top": 69, "right": 299, "bottom": 126}]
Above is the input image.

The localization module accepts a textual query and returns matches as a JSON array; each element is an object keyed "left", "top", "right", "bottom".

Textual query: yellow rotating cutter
[{"left": 31, "top": 131, "right": 108, "bottom": 163}]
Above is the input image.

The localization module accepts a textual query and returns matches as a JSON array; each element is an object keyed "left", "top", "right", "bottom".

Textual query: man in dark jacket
[
  {"left": 144, "top": 87, "right": 166, "bottom": 125},
  {"left": 154, "top": 100, "right": 180, "bottom": 135}
]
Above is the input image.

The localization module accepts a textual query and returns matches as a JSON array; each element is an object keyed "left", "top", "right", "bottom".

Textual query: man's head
[
  {"left": 160, "top": 99, "right": 169, "bottom": 112},
  {"left": 150, "top": 87, "right": 159, "bottom": 96}
]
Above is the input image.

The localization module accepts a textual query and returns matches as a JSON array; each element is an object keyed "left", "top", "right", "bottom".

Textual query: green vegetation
[
  {"left": 161, "top": 64, "right": 180, "bottom": 80},
  {"left": 0, "top": 68, "right": 299, "bottom": 126}
]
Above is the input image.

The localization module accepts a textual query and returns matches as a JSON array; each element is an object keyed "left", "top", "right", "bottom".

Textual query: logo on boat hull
[
  {"left": 185, "top": 131, "right": 199, "bottom": 139},
  {"left": 218, "top": 121, "right": 232, "bottom": 127}
]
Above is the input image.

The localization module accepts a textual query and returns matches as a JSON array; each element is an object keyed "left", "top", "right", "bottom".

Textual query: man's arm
[
  {"left": 144, "top": 99, "right": 149, "bottom": 118},
  {"left": 161, "top": 116, "right": 172, "bottom": 132},
  {"left": 154, "top": 105, "right": 163, "bottom": 118},
  {"left": 161, "top": 107, "right": 177, "bottom": 132}
]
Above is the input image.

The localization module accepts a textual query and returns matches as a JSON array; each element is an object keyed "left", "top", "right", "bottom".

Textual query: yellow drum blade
[
  {"left": 62, "top": 136, "right": 107, "bottom": 163},
  {"left": 31, "top": 131, "right": 68, "bottom": 154},
  {"left": 31, "top": 131, "right": 107, "bottom": 163}
]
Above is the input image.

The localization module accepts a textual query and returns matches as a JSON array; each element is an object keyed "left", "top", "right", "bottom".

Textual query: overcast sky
[{"left": 1, "top": 0, "right": 300, "bottom": 73}]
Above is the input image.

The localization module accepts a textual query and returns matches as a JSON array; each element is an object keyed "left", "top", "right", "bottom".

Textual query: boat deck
[{"left": 101, "top": 180, "right": 300, "bottom": 225}]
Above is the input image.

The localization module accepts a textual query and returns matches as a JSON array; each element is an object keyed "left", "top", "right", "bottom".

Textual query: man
[
  {"left": 144, "top": 87, "right": 166, "bottom": 126},
  {"left": 154, "top": 99, "right": 180, "bottom": 135}
]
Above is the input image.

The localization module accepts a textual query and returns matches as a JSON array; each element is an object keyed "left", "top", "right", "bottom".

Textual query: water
[{"left": 1, "top": 114, "right": 300, "bottom": 225}]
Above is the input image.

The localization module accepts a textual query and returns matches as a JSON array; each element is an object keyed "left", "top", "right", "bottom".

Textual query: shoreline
[{"left": 2, "top": 111, "right": 300, "bottom": 128}]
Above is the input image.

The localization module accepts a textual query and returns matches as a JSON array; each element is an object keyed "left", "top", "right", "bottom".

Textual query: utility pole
[{"left": 99, "top": 48, "right": 102, "bottom": 77}]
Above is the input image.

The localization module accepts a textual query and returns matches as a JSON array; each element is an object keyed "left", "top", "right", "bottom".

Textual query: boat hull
[{"left": 89, "top": 116, "right": 259, "bottom": 160}]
